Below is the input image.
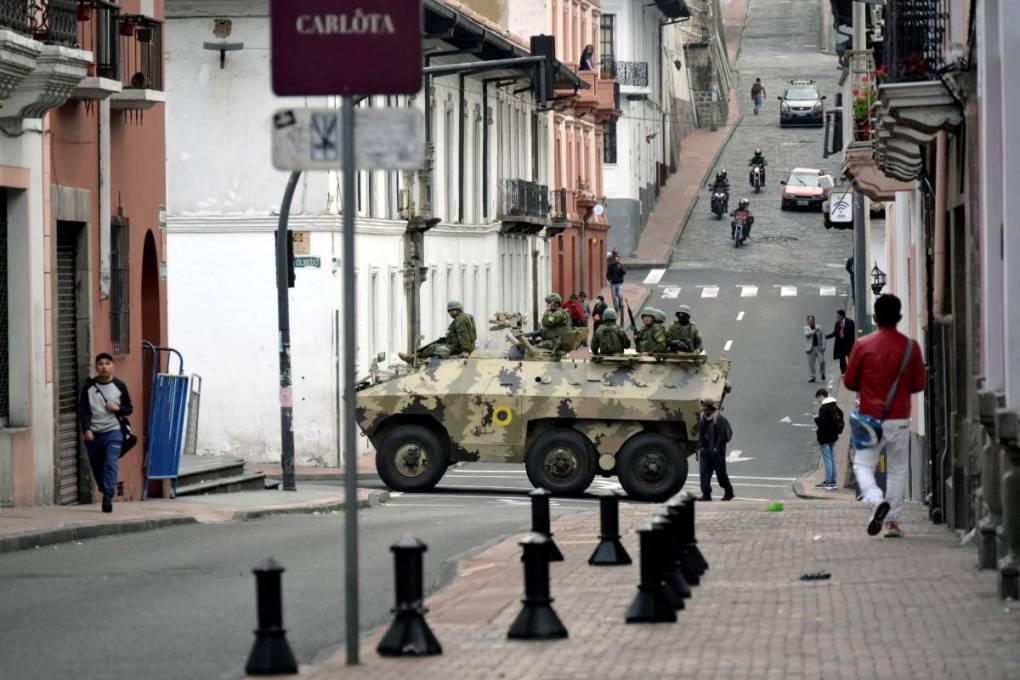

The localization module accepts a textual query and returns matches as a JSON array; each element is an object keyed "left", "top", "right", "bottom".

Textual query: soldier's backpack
[{"left": 597, "top": 326, "right": 624, "bottom": 354}]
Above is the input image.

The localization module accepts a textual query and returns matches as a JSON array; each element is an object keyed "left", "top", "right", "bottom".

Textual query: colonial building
[
  {"left": 164, "top": 0, "right": 565, "bottom": 464},
  {"left": 1, "top": 0, "right": 167, "bottom": 507}
]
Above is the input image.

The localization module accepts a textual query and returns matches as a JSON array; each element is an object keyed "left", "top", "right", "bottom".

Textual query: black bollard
[
  {"left": 245, "top": 557, "right": 298, "bottom": 676},
  {"left": 508, "top": 532, "right": 569, "bottom": 639},
  {"left": 377, "top": 535, "right": 443, "bottom": 656},
  {"left": 681, "top": 493, "right": 709, "bottom": 573},
  {"left": 654, "top": 508, "right": 692, "bottom": 601},
  {"left": 662, "top": 498, "right": 694, "bottom": 597},
  {"left": 668, "top": 496, "right": 702, "bottom": 584},
  {"left": 650, "top": 514, "right": 686, "bottom": 610},
  {"left": 530, "top": 488, "right": 564, "bottom": 561},
  {"left": 625, "top": 523, "right": 677, "bottom": 624},
  {"left": 588, "top": 492, "right": 632, "bottom": 566}
]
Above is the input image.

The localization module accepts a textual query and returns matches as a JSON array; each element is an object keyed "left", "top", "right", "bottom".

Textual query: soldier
[
  {"left": 535, "top": 293, "right": 572, "bottom": 350},
  {"left": 667, "top": 305, "right": 703, "bottom": 353},
  {"left": 634, "top": 307, "right": 668, "bottom": 354},
  {"left": 399, "top": 300, "right": 476, "bottom": 362},
  {"left": 590, "top": 308, "right": 630, "bottom": 355}
]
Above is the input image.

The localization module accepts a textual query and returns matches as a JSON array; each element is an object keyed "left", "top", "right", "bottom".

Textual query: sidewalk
[
  {"left": 252, "top": 453, "right": 378, "bottom": 481},
  {"left": 293, "top": 501, "right": 1020, "bottom": 680},
  {"left": 0, "top": 485, "right": 387, "bottom": 555},
  {"left": 794, "top": 376, "right": 858, "bottom": 501}
]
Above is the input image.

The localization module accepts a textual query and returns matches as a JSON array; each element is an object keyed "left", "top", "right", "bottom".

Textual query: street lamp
[{"left": 871, "top": 262, "right": 886, "bottom": 295}]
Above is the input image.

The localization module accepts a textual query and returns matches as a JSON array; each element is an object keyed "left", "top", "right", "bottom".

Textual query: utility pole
[
  {"left": 852, "top": 0, "right": 869, "bottom": 333},
  {"left": 275, "top": 171, "right": 300, "bottom": 492}
]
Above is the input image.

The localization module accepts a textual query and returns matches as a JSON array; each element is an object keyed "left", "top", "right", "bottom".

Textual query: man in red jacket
[{"left": 843, "top": 295, "right": 926, "bottom": 538}]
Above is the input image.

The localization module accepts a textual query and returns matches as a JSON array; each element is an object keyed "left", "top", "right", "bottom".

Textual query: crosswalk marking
[
  {"left": 736, "top": 311, "right": 745, "bottom": 321},
  {"left": 724, "top": 340, "right": 733, "bottom": 351},
  {"left": 819, "top": 286, "right": 837, "bottom": 296},
  {"left": 661, "top": 286, "right": 681, "bottom": 299},
  {"left": 780, "top": 286, "right": 797, "bottom": 297},
  {"left": 739, "top": 285, "right": 758, "bottom": 297},
  {"left": 701, "top": 286, "right": 719, "bottom": 298},
  {"left": 643, "top": 269, "right": 665, "bottom": 284}
]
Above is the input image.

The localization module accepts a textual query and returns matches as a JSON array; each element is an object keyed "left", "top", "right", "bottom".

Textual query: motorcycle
[
  {"left": 711, "top": 191, "right": 728, "bottom": 219},
  {"left": 731, "top": 216, "right": 746, "bottom": 248},
  {"left": 750, "top": 165, "right": 763, "bottom": 193}
]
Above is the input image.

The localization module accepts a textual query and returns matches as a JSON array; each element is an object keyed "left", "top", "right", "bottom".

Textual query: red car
[{"left": 780, "top": 168, "right": 833, "bottom": 211}]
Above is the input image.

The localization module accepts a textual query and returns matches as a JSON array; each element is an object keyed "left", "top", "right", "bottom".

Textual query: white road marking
[
  {"left": 820, "top": 286, "right": 837, "bottom": 296},
  {"left": 825, "top": 263, "right": 845, "bottom": 268},
  {"left": 700, "top": 286, "right": 719, "bottom": 298},
  {"left": 444, "top": 474, "right": 531, "bottom": 480},
  {"left": 643, "top": 269, "right": 665, "bottom": 284},
  {"left": 447, "top": 469, "right": 527, "bottom": 475},
  {"left": 662, "top": 286, "right": 682, "bottom": 299},
  {"left": 723, "top": 340, "right": 733, "bottom": 351},
  {"left": 723, "top": 483, "right": 791, "bottom": 489},
  {"left": 726, "top": 449, "right": 753, "bottom": 461},
  {"left": 383, "top": 503, "right": 469, "bottom": 507},
  {"left": 389, "top": 491, "right": 404, "bottom": 497},
  {"left": 727, "top": 475, "right": 798, "bottom": 481},
  {"left": 792, "top": 423, "right": 815, "bottom": 428},
  {"left": 780, "top": 416, "right": 792, "bottom": 423},
  {"left": 736, "top": 311, "right": 745, "bottom": 321},
  {"left": 739, "top": 285, "right": 758, "bottom": 297},
  {"left": 780, "top": 286, "right": 798, "bottom": 297}
]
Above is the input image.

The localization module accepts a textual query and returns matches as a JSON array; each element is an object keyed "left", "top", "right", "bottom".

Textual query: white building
[{"left": 164, "top": 0, "right": 556, "bottom": 465}]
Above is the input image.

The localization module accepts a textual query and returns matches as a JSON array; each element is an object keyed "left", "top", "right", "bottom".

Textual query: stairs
[{"left": 175, "top": 455, "right": 280, "bottom": 497}]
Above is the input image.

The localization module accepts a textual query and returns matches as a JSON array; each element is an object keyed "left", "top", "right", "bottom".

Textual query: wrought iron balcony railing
[
  {"left": 0, "top": 0, "right": 29, "bottom": 34},
  {"left": 886, "top": 0, "right": 948, "bottom": 83},
  {"left": 120, "top": 14, "right": 163, "bottom": 90},
  {"left": 77, "top": 1, "right": 119, "bottom": 79},
  {"left": 600, "top": 60, "right": 649, "bottom": 88},
  {"left": 499, "top": 179, "right": 549, "bottom": 222},
  {"left": 550, "top": 188, "right": 574, "bottom": 223},
  {"left": 29, "top": 0, "right": 78, "bottom": 46}
]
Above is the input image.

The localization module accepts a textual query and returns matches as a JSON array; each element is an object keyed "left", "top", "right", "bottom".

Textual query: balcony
[
  {"left": 72, "top": 1, "right": 121, "bottom": 100},
  {"left": 601, "top": 59, "right": 649, "bottom": 93},
  {"left": 498, "top": 179, "right": 550, "bottom": 231},
  {"left": 0, "top": 0, "right": 43, "bottom": 101},
  {"left": 110, "top": 14, "right": 163, "bottom": 110}
]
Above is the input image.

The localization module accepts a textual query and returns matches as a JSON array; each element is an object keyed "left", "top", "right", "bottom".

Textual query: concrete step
[
  {"left": 175, "top": 471, "right": 269, "bottom": 497},
  {"left": 177, "top": 455, "right": 246, "bottom": 488}
]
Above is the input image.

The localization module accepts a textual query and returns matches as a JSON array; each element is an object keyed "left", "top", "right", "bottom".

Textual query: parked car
[
  {"left": 780, "top": 168, "right": 832, "bottom": 210},
  {"left": 777, "top": 80, "right": 826, "bottom": 127}
]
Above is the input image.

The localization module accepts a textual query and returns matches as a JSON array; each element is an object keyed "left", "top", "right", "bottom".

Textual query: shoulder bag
[
  {"left": 92, "top": 382, "right": 139, "bottom": 457},
  {"left": 848, "top": 339, "right": 913, "bottom": 450}
]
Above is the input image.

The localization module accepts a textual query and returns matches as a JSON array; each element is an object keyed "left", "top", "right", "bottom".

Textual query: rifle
[{"left": 625, "top": 301, "right": 638, "bottom": 335}]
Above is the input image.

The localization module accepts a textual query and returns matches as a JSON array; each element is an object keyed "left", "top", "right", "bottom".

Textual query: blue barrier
[{"left": 143, "top": 373, "right": 191, "bottom": 498}]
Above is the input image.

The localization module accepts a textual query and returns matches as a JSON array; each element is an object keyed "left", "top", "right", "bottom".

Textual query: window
[
  {"left": 110, "top": 217, "right": 129, "bottom": 353},
  {"left": 603, "top": 122, "right": 617, "bottom": 164},
  {"left": 600, "top": 14, "right": 615, "bottom": 78},
  {"left": 0, "top": 189, "right": 8, "bottom": 422}
]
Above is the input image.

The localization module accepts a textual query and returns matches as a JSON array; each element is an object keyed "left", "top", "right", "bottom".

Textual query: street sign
[
  {"left": 272, "top": 108, "right": 425, "bottom": 171},
  {"left": 830, "top": 192, "right": 853, "bottom": 222},
  {"left": 270, "top": 0, "right": 423, "bottom": 96},
  {"left": 294, "top": 256, "right": 321, "bottom": 268}
]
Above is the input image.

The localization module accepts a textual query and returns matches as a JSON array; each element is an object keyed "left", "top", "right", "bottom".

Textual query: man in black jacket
[
  {"left": 825, "top": 309, "right": 856, "bottom": 374},
  {"left": 814, "top": 388, "right": 843, "bottom": 489},
  {"left": 697, "top": 398, "right": 734, "bottom": 501},
  {"left": 606, "top": 250, "right": 626, "bottom": 313},
  {"left": 78, "top": 353, "right": 133, "bottom": 512}
]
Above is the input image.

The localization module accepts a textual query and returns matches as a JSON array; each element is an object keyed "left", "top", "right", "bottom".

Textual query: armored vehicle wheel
[
  {"left": 375, "top": 424, "right": 449, "bottom": 492},
  {"left": 616, "top": 433, "right": 688, "bottom": 502},
  {"left": 525, "top": 429, "right": 597, "bottom": 496}
]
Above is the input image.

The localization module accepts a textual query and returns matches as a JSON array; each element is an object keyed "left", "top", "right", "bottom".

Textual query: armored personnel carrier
[{"left": 355, "top": 315, "right": 731, "bottom": 502}]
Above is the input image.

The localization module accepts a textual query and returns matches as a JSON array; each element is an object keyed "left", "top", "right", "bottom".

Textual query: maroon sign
[{"left": 271, "top": 0, "right": 423, "bottom": 96}]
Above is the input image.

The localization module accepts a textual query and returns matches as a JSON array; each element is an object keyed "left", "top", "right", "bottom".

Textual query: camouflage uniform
[
  {"left": 635, "top": 307, "right": 668, "bottom": 353},
  {"left": 590, "top": 320, "right": 630, "bottom": 355},
  {"left": 535, "top": 293, "right": 572, "bottom": 350},
  {"left": 667, "top": 321, "right": 703, "bottom": 352},
  {"left": 410, "top": 302, "right": 476, "bottom": 361}
]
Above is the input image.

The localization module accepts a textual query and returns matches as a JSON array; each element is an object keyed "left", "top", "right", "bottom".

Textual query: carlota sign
[{"left": 271, "top": 0, "right": 423, "bottom": 96}]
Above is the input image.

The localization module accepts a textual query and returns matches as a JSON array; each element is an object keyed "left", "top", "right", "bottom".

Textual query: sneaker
[
  {"left": 101, "top": 496, "right": 113, "bottom": 513},
  {"left": 867, "top": 501, "right": 890, "bottom": 536},
  {"left": 814, "top": 482, "right": 828, "bottom": 489},
  {"left": 883, "top": 521, "right": 904, "bottom": 538},
  {"left": 824, "top": 481, "right": 838, "bottom": 490},
  {"left": 808, "top": 377, "right": 816, "bottom": 383}
]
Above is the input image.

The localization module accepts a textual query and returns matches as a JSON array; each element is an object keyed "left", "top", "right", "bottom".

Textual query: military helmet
[
  {"left": 676, "top": 304, "right": 691, "bottom": 316},
  {"left": 652, "top": 308, "right": 666, "bottom": 323},
  {"left": 738, "top": 198, "right": 750, "bottom": 209},
  {"left": 603, "top": 308, "right": 618, "bottom": 321},
  {"left": 639, "top": 306, "right": 656, "bottom": 318},
  {"left": 545, "top": 293, "right": 562, "bottom": 304},
  {"left": 447, "top": 300, "right": 463, "bottom": 311}
]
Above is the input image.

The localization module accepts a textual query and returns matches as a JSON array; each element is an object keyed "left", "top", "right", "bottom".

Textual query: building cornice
[{"left": 166, "top": 213, "right": 506, "bottom": 237}]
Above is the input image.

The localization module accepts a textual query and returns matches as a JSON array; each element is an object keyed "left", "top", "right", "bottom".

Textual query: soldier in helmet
[
  {"left": 667, "top": 305, "right": 703, "bottom": 353},
  {"left": 590, "top": 308, "right": 630, "bottom": 355},
  {"left": 399, "top": 300, "right": 476, "bottom": 362},
  {"left": 635, "top": 306, "right": 668, "bottom": 354},
  {"left": 535, "top": 293, "right": 572, "bottom": 350}
]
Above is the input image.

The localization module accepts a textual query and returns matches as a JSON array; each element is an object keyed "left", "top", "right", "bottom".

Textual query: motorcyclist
[
  {"left": 709, "top": 169, "right": 730, "bottom": 193},
  {"left": 730, "top": 198, "right": 755, "bottom": 243},
  {"left": 748, "top": 149, "right": 767, "bottom": 184}
]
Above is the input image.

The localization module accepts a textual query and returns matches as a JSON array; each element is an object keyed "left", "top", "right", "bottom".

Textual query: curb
[{"left": 0, "top": 490, "right": 390, "bottom": 555}]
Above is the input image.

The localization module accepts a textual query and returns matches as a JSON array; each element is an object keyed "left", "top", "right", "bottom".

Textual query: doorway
[
  {"left": 141, "top": 229, "right": 161, "bottom": 410},
  {"left": 55, "top": 222, "right": 88, "bottom": 504}
]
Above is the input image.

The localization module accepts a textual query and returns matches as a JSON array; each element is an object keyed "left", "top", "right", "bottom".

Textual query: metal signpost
[{"left": 270, "top": 0, "right": 423, "bottom": 665}]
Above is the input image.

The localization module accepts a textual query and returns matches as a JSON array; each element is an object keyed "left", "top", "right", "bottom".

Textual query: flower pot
[
  {"left": 136, "top": 27, "right": 153, "bottom": 43},
  {"left": 119, "top": 21, "right": 135, "bottom": 37},
  {"left": 77, "top": 3, "right": 92, "bottom": 21}
]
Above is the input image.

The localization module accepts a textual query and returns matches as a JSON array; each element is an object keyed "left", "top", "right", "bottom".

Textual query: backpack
[{"left": 835, "top": 406, "right": 845, "bottom": 434}]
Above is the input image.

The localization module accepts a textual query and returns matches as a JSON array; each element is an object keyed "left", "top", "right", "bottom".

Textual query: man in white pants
[{"left": 843, "top": 295, "right": 926, "bottom": 537}]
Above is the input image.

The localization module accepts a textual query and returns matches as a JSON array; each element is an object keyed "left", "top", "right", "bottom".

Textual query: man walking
[
  {"left": 825, "top": 309, "right": 856, "bottom": 373},
  {"left": 697, "top": 398, "right": 734, "bottom": 501},
  {"left": 750, "top": 78, "right": 766, "bottom": 115},
  {"left": 606, "top": 250, "right": 626, "bottom": 312},
  {"left": 844, "top": 294, "right": 926, "bottom": 537},
  {"left": 78, "top": 353, "right": 134, "bottom": 513},
  {"left": 803, "top": 315, "right": 826, "bottom": 382},
  {"left": 814, "top": 388, "right": 843, "bottom": 489}
]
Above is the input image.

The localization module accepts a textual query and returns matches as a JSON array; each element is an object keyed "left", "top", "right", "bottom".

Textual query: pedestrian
[
  {"left": 825, "top": 309, "right": 856, "bottom": 373},
  {"left": 606, "top": 250, "right": 626, "bottom": 312},
  {"left": 803, "top": 314, "right": 826, "bottom": 382},
  {"left": 590, "top": 308, "right": 630, "bottom": 355},
  {"left": 844, "top": 294, "right": 926, "bottom": 538},
  {"left": 697, "top": 398, "right": 734, "bottom": 501},
  {"left": 565, "top": 293, "right": 586, "bottom": 327},
  {"left": 78, "top": 353, "right": 134, "bottom": 513},
  {"left": 750, "top": 77, "right": 766, "bottom": 115},
  {"left": 578, "top": 44, "right": 595, "bottom": 71},
  {"left": 591, "top": 294, "right": 608, "bottom": 332},
  {"left": 846, "top": 255, "right": 855, "bottom": 307},
  {"left": 813, "top": 388, "right": 844, "bottom": 490},
  {"left": 578, "top": 290, "right": 592, "bottom": 322}
]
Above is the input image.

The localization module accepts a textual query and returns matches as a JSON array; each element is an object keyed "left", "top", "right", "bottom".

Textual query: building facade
[
  {"left": 1, "top": 0, "right": 167, "bottom": 507},
  {"left": 165, "top": 0, "right": 558, "bottom": 464}
]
